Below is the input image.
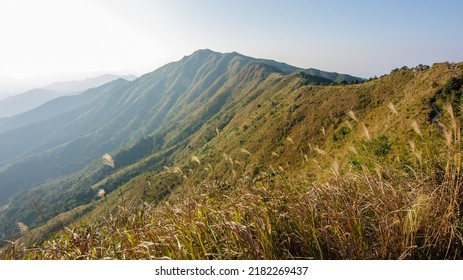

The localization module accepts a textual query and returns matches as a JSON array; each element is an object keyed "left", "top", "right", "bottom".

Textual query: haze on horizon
[{"left": 0, "top": 0, "right": 462, "bottom": 91}]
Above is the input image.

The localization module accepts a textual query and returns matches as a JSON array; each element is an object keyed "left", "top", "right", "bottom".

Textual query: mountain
[
  {"left": 0, "top": 49, "right": 356, "bottom": 203},
  {"left": 0, "top": 77, "right": 34, "bottom": 100},
  {"left": 217, "top": 50, "right": 362, "bottom": 82},
  {"left": 0, "top": 88, "right": 69, "bottom": 118},
  {"left": 0, "top": 74, "right": 138, "bottom": 118},
  {"left": 303, "top": 68, "right": 361, "bottom": 83},
  {"left": 0, "top": 50, "right": 358, "bottom": 239},
  {"left": 0, "top": 79, "right": 128, "bottom": 134},
  {"left": 5, "top": 50, "right": 461, "bottom": 259},
  {"left": 42, "top": 74, "right": 137, "bottom": 92}
]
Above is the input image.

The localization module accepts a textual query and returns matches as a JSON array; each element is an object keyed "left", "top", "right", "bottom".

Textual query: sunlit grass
[
  {"left": 2, "top": 70, "right": 463, "bottom": 260},
  {"left": 4, "top": 107, "right": 462, "bottom": 259}
]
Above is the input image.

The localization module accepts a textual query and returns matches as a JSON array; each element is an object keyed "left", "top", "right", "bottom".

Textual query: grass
[
  {"left": 5, "top": 165, "right": 462, "bottom": 259},
  {"left": 3, "top": 103, "right": 463, "bottom": 259},
  {"left": 1, "top": 67, "right": 463, "bottom": 260}
]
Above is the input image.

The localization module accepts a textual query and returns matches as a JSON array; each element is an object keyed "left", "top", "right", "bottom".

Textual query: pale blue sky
[{"left": 0, "top": 0, "right": 462, "bottom": 86}]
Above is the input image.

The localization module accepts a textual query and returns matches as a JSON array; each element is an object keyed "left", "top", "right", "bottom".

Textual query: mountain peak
[
  {"left": 192, "top": 48, "right": 215, "bottom": 55},
  {"left": 188, "top": 49, "right": 217, "bottom": 59},
  {"left": 182, "top": 50, "right": 363, "bottom": 82}
]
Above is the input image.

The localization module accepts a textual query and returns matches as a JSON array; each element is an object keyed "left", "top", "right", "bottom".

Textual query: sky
[{"left": 0, "top": 0, "right": 462, "bottom": 92}]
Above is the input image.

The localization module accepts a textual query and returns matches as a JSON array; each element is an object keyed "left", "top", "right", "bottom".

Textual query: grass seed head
[
  {"left": 387, "top": 102, "right": 399, "bottom": 116},
  {"left": 313, "top": 146, "right": 327, "bottom": 156},
  {"left": 411, "top": 120, "right": 422, "bottom": 137},
  {"left": 347, "top": 110, "right": 359, "bottom": 122},
  {"left": 97, "top": 189, "right": 106, "bottom": 199},
  {"left": 361, "top": 122, "right": 371, "bottom": 140},
  {"left": 17, "top": 222, "right": 30, "bottom": 236},
  {"left": 102, "top": 153, "right": 115, "bottom": 168},
  {"left": 240, "top": 148, "right": 252, "bottom": 156},
  {"left": 286, "top": 137, "right": 295, "bottom": 145},
  {"left": 330, "top": 159, "right": 340, "bottom": 178},
  {"left": 191, "top": 155, "right": 201, "bottom": 165}
]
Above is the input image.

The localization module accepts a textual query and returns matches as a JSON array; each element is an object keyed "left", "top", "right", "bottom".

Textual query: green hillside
[
  {"left": 1, "top": 50, "right": 462, "bottom": 259},
  {"left": 0, "top": 50, "right": 352, "bottom": 241}
]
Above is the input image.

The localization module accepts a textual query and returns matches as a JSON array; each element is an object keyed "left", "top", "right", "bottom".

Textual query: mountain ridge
[
  {"left": 0, "top": 50, "right": 295, "bottom": 205},
  {"left": 1, "top": 49, "right": 455, "bottom": 252},
  {"left": 0, "top": 74, "right": 138, "bottom": 118},
  {"left": 42, "top": 74, "right": 137, "bottom": 92},
  {"left": 0, "top": 79, "right": 130, "bottom": 134}
]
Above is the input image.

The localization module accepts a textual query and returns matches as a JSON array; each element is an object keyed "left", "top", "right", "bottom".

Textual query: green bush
[
  {"left": 361, "top": 135, "right": 392, "bottom": 161},
  {"left": 331, "top": 125, "right": 351, "bottom": 145}
]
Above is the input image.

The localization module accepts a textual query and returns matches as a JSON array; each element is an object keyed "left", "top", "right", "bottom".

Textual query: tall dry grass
[{"left": 2, "top": 104, "right": 463, "bottom": 260}]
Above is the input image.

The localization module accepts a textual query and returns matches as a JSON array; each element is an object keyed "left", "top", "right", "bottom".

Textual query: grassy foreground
[
  {"left": 2, "top": 118, "right": 462, "bottom": 259},
  {"left": 2, "top": 70, "right": 463, "bottom": 260}
]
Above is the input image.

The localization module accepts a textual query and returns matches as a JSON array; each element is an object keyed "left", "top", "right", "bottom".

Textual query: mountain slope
[
  {"left": 0, "top": 50, "right": 378, "bottom": 246},
  {"left": 303, "top": 68, "right": 361, "bottom": 83},
  {"left": 42, "top": 74, "right": 137, "bottom": 92},
  {"left": 0, "top": 49, "right": 346, "bottom": 206},
  {"left": 0, "top": 52, "right": 271, "bottom": 237},
  {"left": 0, "top": 77, "right": 34, "bottom": 100},
  {"left": 4, "top": 60, "right": 462, "bottom": 259},
  {"left": 0, "top": 79, "right": 128, "bottom": 134},
  {"left": 0, "top": 88, "right": 72, "bottom": 118},
  {"left": 0, "top": 74, "right": 138, "bottom": 118}
]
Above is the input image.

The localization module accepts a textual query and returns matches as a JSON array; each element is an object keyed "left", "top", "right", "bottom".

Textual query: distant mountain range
[
  {"left": 0, "top": 49, "right": 366, "bottom": 241},
  {"left": 0, "top": 74, "right": 137, "bottom": 118},
  {"left": 0, "top": 79, "right": 128, "bottom": 134},
  {"left": 41, "top": 73, "right": 138, "bottom": 92},
  {"left": 0, "top": 77, "right": 34, "bottom": 99}
]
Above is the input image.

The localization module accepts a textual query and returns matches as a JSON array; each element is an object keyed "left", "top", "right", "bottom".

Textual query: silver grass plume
[
  {"left": 411, "top": 120, "right": 422, "bottom": 137},
  {"left": 240, "top": 148, "right": 252, "bottom": 156},
  {"left": 361, "top": 122, "right": 371, "bottom": 140},
  {"left": 97, "top": 189, "right": 106, "bottom": 198},
  {"left": 191, "top": 155, "right": 201, "bottom": 165},
  {"left": 387, "top": 102, "right": 399, "bottom": 116},
  {"left": 17, "top": 222, "right": 31, "bottom": 236},
  {"left": 347, "top": 110, "right": 358, "bottom": 122},
  {"left": 102, "top": 153, "right": 115, "bottom": 168}
]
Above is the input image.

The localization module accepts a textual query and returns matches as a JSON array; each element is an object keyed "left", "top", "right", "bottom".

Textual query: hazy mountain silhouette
[
  {"left": 0, "top": 74, "right": 138, "bottom": 118},
  {"left": 42, "top": 73, "right": 137, "bottom": 92}
]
